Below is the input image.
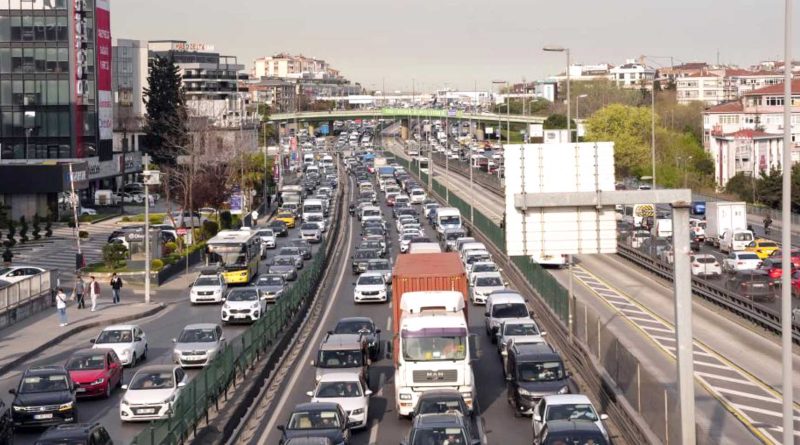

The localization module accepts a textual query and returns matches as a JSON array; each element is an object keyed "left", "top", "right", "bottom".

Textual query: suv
[
  {"left": 311, "top": 333, "right": 371, "bottom": 384},
  {"left": 10, "top": 366, "right": 77, "bottom": 427},
  {"left": 537, "top": 420, "right": 609, "bottom": 445},
  {"left": 34, "top": 423, "right": 113, "bottom": 445},
  {"left": 401, "top": 413, "right": 479, "bottom": 445},
  {"left": 190, "top": 269, "right": 227, "bottom": 304},
  {"left": 504, "top": 342, "right": 572, "bottom": 416}
]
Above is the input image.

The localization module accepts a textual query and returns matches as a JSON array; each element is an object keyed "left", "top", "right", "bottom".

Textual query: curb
[
  {"left": 0, "top": 303, "right": 167, "bottom": 378},
  {"left": 89, "top": 212, "right": 123, "bottom": 225}
]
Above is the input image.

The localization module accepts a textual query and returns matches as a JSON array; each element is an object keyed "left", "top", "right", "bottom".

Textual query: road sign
[
  {"left": 229, "top": 193, "right": 243, "bottom": 215},
  {"left": 504, "top": 142, "right": 618, "bottom": 256},
  {"left": 176, "top": 227, "right": 189, "bottom": 236}
]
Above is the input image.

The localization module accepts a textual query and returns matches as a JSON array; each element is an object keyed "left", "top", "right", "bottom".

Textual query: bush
[
  {"left": 44, "top": 214, "right": 52, "bottom": 237},
  {"left": 5, "top": 219, "right": 15, "bottom": 247},
  {"left": 149, "top": 214, "right": 163, "bottom": 225},
  {"left": 201, "top": 220, "right": 219, "bottom": 240},
  {"left": 78, "top": 230, "right": 89, "bottom": 239},
  {"left": 18, "top": 216, "right": 28, "bottom": 243},
  {"left": 102, "top": 243, "right": 128, "bottom": 270},
  {"left": 121, "top": 216, "right": 131, "bottom": 222},
  {"left": 150, "top": 259, "right": 164, "bottom": 271},
  {"left": 164, "top": 241, "right": 178, "bottom": 254},
  {"left": 32, "top": 214, "right": 41, "bottom": 240}
]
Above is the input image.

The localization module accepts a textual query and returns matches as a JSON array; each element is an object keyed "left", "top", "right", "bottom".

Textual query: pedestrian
[
  {"left": 73, "top": 275, "right": 85, "bottom": 309},
  {"left": 2, "top": 247, "right": 12, "bottom": 266},
  {"left": 109, "top": 273, "right": 123, "bottom": 304},
  {"left": 89, "top": 275, "right": 100, "bottom": 312},
  {"left": 266, "top": 194, "right": 272, "bottom": 209},
  {"left": 55, "top": 287, "right": 68, "bottom": 327}
]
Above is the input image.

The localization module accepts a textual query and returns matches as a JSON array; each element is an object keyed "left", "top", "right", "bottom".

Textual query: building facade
[
  {"left": 609, "top": 59, "right": 656, "bottom": 89},
  {"left": 676, "top": 73, "right": 728, "bottom": 106},
  {"left": 706, "top": 130, "right": 785, "bottom": 187},
  {"left": 252, "top": 53, "right": 340, "bottom": 80}
]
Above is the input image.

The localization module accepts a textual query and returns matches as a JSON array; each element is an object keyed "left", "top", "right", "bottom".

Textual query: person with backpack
[
  {"left": 89, "top": 276, "right": 100, "bottom": 312},
  {"left": 110, "top": 273, "right": 123, "bottom": 304}
]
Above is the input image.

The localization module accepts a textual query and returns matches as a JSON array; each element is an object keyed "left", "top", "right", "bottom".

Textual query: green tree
[
  {"left": 543, "top": 114, "right": 576, "bottom": 130},
  {"left": 44, "top": 214, "right": 53, "bottom": 237},
  {"left": 256, "top": 104, "right": 276, "bottom": 145},
  {"left": 725, "top": 172, "right": 757, "bottom": 202},
  {"left": 143, "top": 56, "right": 189, "bottom": 166},
  {"left": 18, "top": 216, "right": 28, "bottom": 244},
  {"left": 585, "top": 104, "right": 653, "bottom": 178},
  {"left": 102, "top": 243, "right": 128, "bottom": 270},
  {"left": 6, "top": 219, "right": 16, "bottom": 247},
  {"left": 31, "top": 214, "right": 41, "bottom": 240}
]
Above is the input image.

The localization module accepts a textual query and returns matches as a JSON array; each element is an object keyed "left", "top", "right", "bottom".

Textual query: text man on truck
[{"left": 391, "top": 253, "right": 478, "bottom": 417}]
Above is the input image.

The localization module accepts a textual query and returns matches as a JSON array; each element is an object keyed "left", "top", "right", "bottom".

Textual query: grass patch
[{"left": 121, "top": 213, "right": 166, "bottom": 224}]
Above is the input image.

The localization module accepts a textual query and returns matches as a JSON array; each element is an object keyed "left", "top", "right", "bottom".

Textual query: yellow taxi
[
  {"left": 745, "top": 238, "right": 780, "bottom": 259},
  {"left": 275, "top": 211, "right": 296, "bottom": 228}
]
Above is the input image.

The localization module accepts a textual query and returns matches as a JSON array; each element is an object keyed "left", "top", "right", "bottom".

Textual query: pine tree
[{"left": 143, "top": 55, "right": 189, "bottom": 167}]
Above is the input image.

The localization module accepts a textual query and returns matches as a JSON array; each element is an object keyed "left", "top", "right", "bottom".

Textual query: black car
[
  {"left": 284, "top": 439, "right": 333, "bottom": 445},
  {"left": 725, "top": 269, "right": 777, "bottom": 302},
  {"left": 413, "top": 389, "right": 472, "bottom": 417},
  {"left": 402, "top": 413, "right": 479, "bottom": 445},
  {"left": 504, "top": 343, "right": 572, "bottom": 416},
  {"left": 289, "top": 239, "right": 313, "bottom": 260},
  {"left": 333, "top": 317, "right": 381, "bottom": 361},
  {"left": 278, "top": 402, "right": 351, "bottom": 445},
  {"left": 35, "top": 423, "right": 113, "bottom": 445},
  {"left": 10, "top": 365, "right": 77, "bottom": 428},
  {"left": 269, "top": 220, "right": 289, "bottom": 237},
  {"left": 351, "top": 248, "right": 380, "bottom": 275},
  {"left": 0, "top": 400, "right": 12, "bottom": 444},
  {"left": 539, "top": 420, "right": 609, "bottom": 445},
  {"left": 348, "top": 204, "right": 357, "bottom": 216}
]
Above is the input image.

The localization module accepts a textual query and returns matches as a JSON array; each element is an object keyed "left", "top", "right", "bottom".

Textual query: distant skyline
[{"left": 111, "top": 0, "right": 799, "bottom": 92}]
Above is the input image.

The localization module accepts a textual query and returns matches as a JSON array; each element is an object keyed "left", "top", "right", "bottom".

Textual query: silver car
[
  {"left": 172, "top": 323, "right": 225, "bottom": 368},
  {"left": 299, "top": 223, "right": 322, "bottom": 243},
  {"left": 267, "top": 256, "right": 299, "bottom": 281},
  {"left": 278, "top": 247, "right": 305, "bottom": 268},
  {"left": 365, "top": 258, "right": 392, "bottom": 284},
  {"left": 255, "top": 274, "right": 287, "bottom": 303},
  {"left": 305, "top": 214, "right": 327, "bottom": 232}
]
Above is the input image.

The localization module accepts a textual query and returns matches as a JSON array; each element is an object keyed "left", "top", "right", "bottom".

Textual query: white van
[
  {"left": 436, "top": 207, "right": 463, "bottom": 235},
  {"left": 720, "top": 229, "right": 754, "bottom": 254},
  {"left": 652, "top": 218, "right": 673, "bottom": 238},
  {"left": 302, "top": 199, "right": 325, "bottom": 222},
  {"left": 320, "top": 155, "right": 334, "bottom": 169},
  {"left": 303, "top": 153, "right": 315, "bottom": 166}
]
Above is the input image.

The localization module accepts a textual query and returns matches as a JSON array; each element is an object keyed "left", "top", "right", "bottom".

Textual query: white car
[
  {"left": 464, "top": 250, "right": 492, "bottom": 274},
  {"left": 396, "top": 215, "right": 417, "bottom": 232},
  {"left": 399, "top": 233, "right": 420, "bottom": 254},
  {"left": 221, "top": 287, "right": 267, "bottom": 323},
  {"left": 409, "top": 188, "right": 427, "bottom": 204},
  {"left": 92, "top": 324, "right": 148, "bottom": 366},
  {"left": 256, "top": 229, "right": 277, "bottom": 249},
  {"left": 722, "top": 251, "right": 761, "bottom": 274},
  {"left": 305, "top": 215, "right": 327, "bottom": 232},
  {"left": 189, "top": 272, "right": 227, "bottom": 304},
  {"left": 470, "top": 271, "right": 505, "bottom": 305},
  {"left": 0, "top": 266, "right": 46, "bottom": 284},
  {"left": 306, "top": 372, "right": 372, "bottom": 429},
  {"left": 690, "top": 254, "right": 722, "bottom": 279},
  {"left": 120, "top": 365, "right": 187, "bottom": 422},
  {"left": 532, "top": 394, "right": 609, "bottom": 445},
  {"left": 353, "top": 272, "right": 388, "bottom": 303},
  {"left": 469, "top": 261, "right": 501, "bottom": 283},
  {"left": 629, "top": 230, "right": 650, "bottom": 249},
  {"left": 497, "top": 319, "right": 546, "bottom": 355}
]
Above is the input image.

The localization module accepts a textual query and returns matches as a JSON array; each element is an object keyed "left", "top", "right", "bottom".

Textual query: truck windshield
[
  {"left": 304, "top": 205, "right": 323, "bottom": 213},
  {"left": 518, "top": 361, "right": 565, "bottom": 382},
  {"left": 402, "top": 328, "right": 467, "bottom": 361}
]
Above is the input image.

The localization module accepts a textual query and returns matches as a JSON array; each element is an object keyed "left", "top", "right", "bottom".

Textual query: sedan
[
  {"left": 365, "top": 258, "right": 392, "bottom": 284},
  {"left": 267, "top": 256, "right": 299, "bottom": 281},
  {"left": 65, "top": 348, "right": 124, "bottom": 399},
  {"left": 257, "top": 229, "right": 277, "bottom": 249},
  {"left": 351, "top": 249, "right": 380, "bottom": 274},
  {"left": 496, "top": 319, "right": 546, "bottom": 355},
  {"left": 353, "top": 272, "right": 388, "bottom": 303},
  {"left": 289, "top": 239, "right": 314, "bottom": 260},
  {"left": 120, "top": 365, "right": 187, "bottom": 422},
  {"left": 278, "top": 402, "right": 351, "bottom": 445},
  {"left": 333, "top": 316, "right": 381, "bottom": 360},
  {"left": 725, "top": 270, "right": 777, "bottom": 302},
  {"left": 278, "top": 247, "right": 305, "bottom": 268},
  {"left": 299, "top": 223, "right": 322, "bottom": 243},
  {"left": 172, "top": 323, "right": 225, "bottom": 368},
  {"left": 468, "top": 261, "right": 501, "bottom": 284},
  {"left": 189, "top": 272, "right": 227, "bottom": 304},
  {"left": 532, "top": 394, "right": 610, "bottom": 445},
  {"left": 690, "top": 254, "right": 722, "bottom": 279},
  {"left": 306, "top": 373, "right": 372, "bottom": 430},
  {"left": 0, "top": 266, "right": 46, "bottom": 284},
  {"left": 255, "top": 274, "right": 287, "bottom": 303},
  {"left": 721, "top": 251, "right": 761, "bottom": 274},
  {"left": 745, "top": 239, "right": 780, "bottom": 260},
  {"left": 470, "top": 272, "right": 505, "bottom": 305},
  {"left": 268, "top": 220, "right": 289, "bottom": 237},
  {"left": 276, "top": 211, "right": 297, "bottom": 229},
  {"left": 91, "top": 324, "right": 148, "bottom": 367},
  {"left": 306, "top": 215, "right": 327, "bottom": 232},
  {"left": 413, "top": 389, "right": 471, "bottom": 417}
]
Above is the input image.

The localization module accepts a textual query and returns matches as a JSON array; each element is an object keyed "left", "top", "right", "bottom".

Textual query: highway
[{"left": 384, "top": 134, "right": 800, "bottom": 444}]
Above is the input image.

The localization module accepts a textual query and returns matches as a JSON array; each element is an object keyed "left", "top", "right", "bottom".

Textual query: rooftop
[
  {"left": 704, "top": 101, "right": 745, "bottom": 114},
  {"left": 743, "top": 79, "right": 800, "bottom": 96}
]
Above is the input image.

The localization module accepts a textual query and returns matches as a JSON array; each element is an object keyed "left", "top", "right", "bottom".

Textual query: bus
[
  {"left": 206, "top": 229, "right": 261, "bottom": 284},
  {"left": 622, "top": 204, "right": 655, "bottom": 228}
]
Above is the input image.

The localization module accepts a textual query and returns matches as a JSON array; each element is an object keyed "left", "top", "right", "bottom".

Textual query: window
[
  {"left": 0, "top": 15, "right": 10, "bottom": 41},
  {"left": 0, "top": 48, "right": 9, "bottom": 72},
  {"left": 766, "top": 96, "right": 784, "bottom": 106}
]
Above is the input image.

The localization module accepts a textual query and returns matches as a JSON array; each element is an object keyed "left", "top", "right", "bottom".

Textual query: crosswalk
[{"left": 9, "top": 219, "right": 120, "bottom": 282}]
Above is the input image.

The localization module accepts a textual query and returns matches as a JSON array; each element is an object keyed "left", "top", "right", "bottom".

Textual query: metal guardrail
[{"left": 0, "top": 271, "right": 56, "bottom": 315}]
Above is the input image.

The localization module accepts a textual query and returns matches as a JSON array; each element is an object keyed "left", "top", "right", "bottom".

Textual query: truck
[
  {"left": 280, "top": 185, "right": 304, "bottom": 205},
  {"left": 391, "top": 253, "right": 476, "bottom": 417},
  {"left": 705, "top": 201, "right": 747, "bottom": 248}
]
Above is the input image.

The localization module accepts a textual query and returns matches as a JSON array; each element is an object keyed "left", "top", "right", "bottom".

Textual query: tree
[
  {"left": 256, "top": 104, "right": 276, "bottom": 145},
  {"left": 543, "top": 114, "right": 576, "bottom": 130},
  {"left": 585, "top": 104, "right": 654, "bottom": 178},
  {"left": 219, "top": 211, "right": 233, "bottom": 230},
  {"left": 6, "top": 219, "right": 16, "bottom": 247},
  {"left": 44, "top": 214, "right": 53, "bottom": 238},
  {"left": 102, "top": 243, "right": 128, "bottom": 270},
  {"left": 18, "top": 216, "right": 28, "bottom": 244},
  {"left": 143, "top": 56, "right": 189, "bottom": 166},
  {"left": 31, "top": 214, "right": 40, "bottom": 240},
  {"left": 725, "top": 172, "right": 757, "bottom": 202}
]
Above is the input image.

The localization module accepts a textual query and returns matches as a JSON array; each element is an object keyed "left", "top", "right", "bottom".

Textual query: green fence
[{"left": 131, "top": 240, "right": 329, "bottom": 445}]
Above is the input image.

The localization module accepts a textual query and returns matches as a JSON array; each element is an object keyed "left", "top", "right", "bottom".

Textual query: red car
[
  {"left": 768, "top": 249, "right": 800, "bottom": 268},
  {"left": 758, "top": 257, "right": 797, "bottom": 284},
  {"left": 65, "top": 348, "right": 123, "bottom": 399},
  {"left": 792, "top": 271, "right": 800, "bottom": 298}
]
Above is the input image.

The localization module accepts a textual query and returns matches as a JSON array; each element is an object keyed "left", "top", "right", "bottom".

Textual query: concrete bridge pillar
[
  {"left": 308, "top": 124, "right": 315, "bottom": 136},
  {"left": 475, "top": 123, "right": 485, "bottom": 141},
  {"left": 400, "top": 118, "right": 409, "bottom": 140}
]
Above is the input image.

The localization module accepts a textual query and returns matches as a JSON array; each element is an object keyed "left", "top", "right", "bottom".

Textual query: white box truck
[{"left": 705, "top": 202, "right": 747, "bottom": 248}]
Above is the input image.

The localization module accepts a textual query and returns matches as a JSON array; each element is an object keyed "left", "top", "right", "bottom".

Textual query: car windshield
[
  {"left": 695, "top": 257, "right": 717, "bottom": 264},
  {"left": 505, "top": 323, "right": 539, "bottom": 336},
  {"left": 20, "top": 374, "right": 70, "bottom": 393},
  {"left": 258, "top": 276, "right": 284, "bottom": 286},
  {"left": 737, "top": 253, "right": 760, "bottom": 260},
  {"left": 274, "top": 257, "right": 295, "bottom": 266},
  {"left": 129, "top": 371, "right": 175, "bottom": 390},
  {"left": 288, "top": 410, "right": 341, "bottom": 430},
  {"left": 194, "top": 277, "right": 220, "bottom": 287},
  {"left": 318, "top": 350, "right": 364, "bottom": 368},
  {"left": 65, "top": 353, "right": 106, "bottom": 371},
  {"left": 316, "top": 381, "right": 363, "bottom": 398},
  {"left": 492, "top": 303, "right": 528, "bottom": 318},
  {"left": 417, "top": 398, "right": 465, "bottom": 415},
  {"left": 411, "top": 428, "right": 468, "bottom": 445},
  {"left": 476, "top": 276, "right": 502, "bottom": 287},
  {"left": 279, "top": 248, "right": 299, "bottom": 256},
  {"left": 358, "top": 275, "right": 384, "bottom": 286},
  {"left": 307, "top": 215, "right": 323, "bottom": 222},
  {"left": 178, "top": 328, "right": 217, "bottom": 343},
  {"left": 473, "top": 264, "right": 497, "bottom": 273},
  {"left": 440, "top": 215, "right": 461, "bottom": 225},
  {"left": 446, "top": 232, "right": 465, "bottom": 241},
  {"left": 758, "top": 241, "right": 778, "bottom": 248},
  {"left": 367, "top": 260, "right": 389, "bottom": 270},
  {"left": 227, "top": 290, "right": 258, "bottom": 301},
  {"left": 96, "top": 329, "right": 133, "bottom": 344},
  {"left": 269, "top": 221, "right": 286, "bottom": 229},
  {"left": 257, "top": 230, "right": 274, "bottom": 237},
  {"left": 335, "top": 320, "right": 374, "bottom": 334},
  {"left": 734, "top": 232, "right": 753, "bottom": 241},
  {"left": 354, "top": 250, "right": 377, "bottom": 259},
  {"left": 546, "top": 403, "right": 600, "bottom": 422},
  {"left": 467, "top": 254, "right": 490, "bottom": 264},
  {"left": 301, "top": 223, "right": 319, "bottom": 230},
  {"left": 518, "top": 361, "right": 565, "bottom": 382},
  {"left": 543, "top": 433, "right": 608, "bottom": 445}
]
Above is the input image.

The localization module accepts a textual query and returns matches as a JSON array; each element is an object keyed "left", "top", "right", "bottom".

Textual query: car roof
[
  {"left": 182, "top": 323, "right": 219, "bottom": 331},
  {"left": 487, "top": 291, "right": 525, "bottom": 303},
  {"left": 25, "top": 365, "right": 68, "bottom": 375},
  {"left": 294, "top": 401, "right": 341, "bottom": 411},
  {"left": 134, "top": 364, "right": 177, "bottom": 373},
  {"left": 413, "top": 412, "right": 466, "bottom": 428},
  {"left": 358, "top": 271, "right": 384, "bottom": 278},
  {"left": 541, "top": 394, "right": 593, "bottom": 406},
  {"left": 544, "top": 419, "right": 604, "bottom": 433},
  {"left": 38, "top": 423, "right": 104, "bottom": 439},
  {"left": 510, "top": 342, "right": 559, "bottom": 361},
  {"left": 102, "top": 324, "right": 139, "bottom": 331},
  {"left": 317, "top": 371, "right": 363, "bottom": 383},
  {"left": 337, "top": 316, "right": 374, "bottom": 325},
  {"left": 71, "top": 348, "right": 112, "bottom": 357}
]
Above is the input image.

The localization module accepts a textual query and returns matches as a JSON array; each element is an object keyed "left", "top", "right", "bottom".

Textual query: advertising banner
[{"left": 95, "top": 0, "right": 113, "bottom": 142}]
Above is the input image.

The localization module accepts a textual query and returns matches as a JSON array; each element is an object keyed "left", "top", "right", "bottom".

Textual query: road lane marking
[
  {"left": 368, "top": 372, "right": 387, "bottom": 445},
  {"left": 695, "top": 371, "right": 757, "bottom": 386}
]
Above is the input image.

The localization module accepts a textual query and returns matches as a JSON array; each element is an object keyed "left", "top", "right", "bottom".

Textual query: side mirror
[
  {"left": 365, "top": 389, "right": 373, "bottom": 396},
  {"left": 89, "top": 339, "right": 96, "bottom": 344},
  {"left": 310, "top": 360, "right": 316, "bottom": 367},
  {"left": 8, "top": 388, "right": 15, "bottom": 395},
  {"left": 541, "top": 332, "right": 548, "bottom": 337},
  {"left": 121, "top": 384, "right": 128, "bottom": 390},
  {"left": 566, "top": 371, "right": 573, "bottom": 378},
  {"left": 172, "top": 338, "right": 177, "bottom": 343},
  {"left": 178, "top": 381, "right": 187, "bottom": 388},
  {"left": 600, "top": 413, "right": 609, "bottom": 420},
  {"left": 306, "top": 391, "right": 313, "bottom": 397},
  {"left": 529, "top": 310, "right": 535, "bottom": 318},
  {"left": 277, "top": 425, "right": 286, "bottom": 432},
  {"left": 220, "top": 336, "right": 226, "bottom": 342},
  {"left": 533, "top": 413, "right": 542, "bottom": 422},
  {"left": 484, "top": 311, "right": 490, "bottom": 317},
  {"left": 375, "top": 329, "right": 381, "bottom": 334}
]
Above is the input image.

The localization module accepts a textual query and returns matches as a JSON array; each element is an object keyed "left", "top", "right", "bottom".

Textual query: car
[
  {"left": 306, "top": 372, "right": 372, "bottom": 430},
  {"left": 485, "top": 290, "right": 531, "bottom": 341},
  {"left": 277, "top": 402, "right": 351, "bottom": 445},
  {"left": 278, "top": 247, "right": 305, "bottom": 269},
  {"left": 412, "top": 389, "right": 472, "bottom": 417},
  {"left": 757, "top": 257, "right": 794, "bottom": 284},
  {"left": 189, "top": 272, "right": 227, "bottom": 304},
  {"left": 423, "top": 202, "right": 440, "bottom": 218},
  {"left": 257, "top": 229, "right": 277, "bottom": 249},
  {"left": 276, "top": 211, "right": 297, "bottom": 228},
  {"left": 289, "top": 239, "right": 314, "bottom": 260},
  {"left": 268, "top": 220, "right": 289, "bottom": 237},
  {"left": 532, "top": 394, "right": 610, "bottom": 445},
  {"left": 725, "top": 270, "right": 777, "bottom": 302},
  {"left": 657, "top": 243, "right": 675, "bottom": 264},
  {"left": 359, "top": 240, "right": 386, "bottom": 257},
  {"left": 442, "top": 228, "right": 468, "bottom": 251},
  {"left": 398, "top": 233, "right": 420, "bottom": 254},
  {"left": 115, "top": 191, "right": 144, "bottom": 204},
  {"left": 365, "top": 258, "right": 392, "bottom": 284},
  {"left": 353, "top": 272, "right": 388, "bottom": 304},
  {"left": 401, "top": 413, "right": 479, "bottom": 445},
  {"left": 91, "top": 325, "right": 148, "bottom": 367},
  {"left": 35, "top": 422, "right": 112, "bottom": 444},
  {"left": 221, "top": 287, "right": 267, "bottom": 323},
  {"left": 470, "top": 272, "right": 505, "bottom": 305},
  {"left": 333, "top": 317, "right": 381, "bottom": 361},
  {"left": 537, "top": 420, "right": 609, "bottom": 445},
  {"left": 504, "top": 342, "right": 572, "bottom": 416},
  {"left": 468, "top": 261, "right": 501, "bottom": 283},
  {"left": 351, "top": 248, "right": 380, "bottom": 274},
  {"left": 745, "top": 238, "right": 780, "bottom": 260},
  {"left": 768, "top": 248, "right": 800, "bottom": 268},
  {"left": 312, "top": 333, "right": 371, "bottom": 384},
  {"left": 689, "top": 254, "right": 722, "bottom": 279},
  {"left": 719, "top": 250, "right": 760, "bottom": 274},
  {"left": 409, "top": 188, "right": 427, "bottom": 204},
  {"left": 65, "top": 348, "right": 123, "bottom": 399},
  {"left": 497, "top": 319, "right": 546, "bottom": 355},
  {"left": 255, "top": 274, "right": 287, "bottom": 303},
  {"left": 299, "top": 223, "right": 323, "bottom": 243},
  {"left": 464, "top": 250, "right": 492, "bottom": 273},
  {"left": 9, "top": 366, "right": 77, "bottom": 428},
  {"left": 119, "top": 365, "right": 187, "bottom": 422},
  {"left": 267, "top": 256, "right": 299, "bottom": 281},
  {"left": 306, "top": 214, "right": 327, "bottom": 232},
  {"left": 0, "top": 266, "right": 46, "bottom": 284},
  {"left": 628, "top": 230, "right": 650, "bottom": 249},
  {"left": 172, "top": 323, "right": 225, "bottom": 368}
]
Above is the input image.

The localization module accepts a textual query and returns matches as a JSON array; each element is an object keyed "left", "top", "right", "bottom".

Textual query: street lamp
[
  {"left": 543, "top": 46, "right": 571, "bottom": 142},
  {"left": 141, "top": 156, "right": 160, "bottom": 304}
]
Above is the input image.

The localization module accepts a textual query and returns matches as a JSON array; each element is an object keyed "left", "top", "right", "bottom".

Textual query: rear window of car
[{"left": 696, "top": 257, "right": 717, "bottom": 264}]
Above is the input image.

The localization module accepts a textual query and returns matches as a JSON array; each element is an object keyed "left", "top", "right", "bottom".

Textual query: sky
[{"left": 111, "top": 0, "right": 800, "bottom": 92}]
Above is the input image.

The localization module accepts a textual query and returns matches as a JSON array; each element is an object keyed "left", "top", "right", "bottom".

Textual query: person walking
[
  {"left": 266, "top": 193, "right": 272, "bottom": 209},
  {"left": 89, "top": 276, "right": 100, "bottom": 312},
  {"left": 55, "top": 288, "right": 68, "bottom": 327},
  {"left": 109, "top": 273, "right": 123, "bottom": 304},
  {"left": 763, "top": 215, "right": 773, "bottom": 235},
  {"left": 73, "top": 276, "right": 85, "bottom": 309}
]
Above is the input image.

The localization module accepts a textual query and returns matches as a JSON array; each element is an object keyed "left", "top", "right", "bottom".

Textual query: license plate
[
  {"left": 234, "top": 314, "right": 247, "bottom": 319},
  {"left": 34, "top": 413, "right": 53, "bottom": 420},
  {"left": 76, "top": 388, "right": 86, "bottom": 393},
  {"left": 138, "top": 408, "right": 156, "bottom": 414},
  {"left": 752, "top": 283, "right": 765, "bottom": 288}
]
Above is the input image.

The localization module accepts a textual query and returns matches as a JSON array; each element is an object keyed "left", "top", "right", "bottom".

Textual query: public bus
[{"left": 206, "top": 229, "right": 261, "bottom": 284}]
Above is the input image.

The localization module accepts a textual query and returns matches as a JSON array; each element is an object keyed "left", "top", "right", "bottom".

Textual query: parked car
[
  {"left": 65, "top": 348, "right": 123, "bottom": 399},
  {"left": 172, "top": 323, "right": 225, "bottom": 368},
  {"left": 9, "top": 366, "right": 77, "bottom": 428},
  {"left": 721, "top": 251, "right": 761, "bottom": 274},
  {"left": 689, "top": 254, "right": 722, "bottom": 279},
  {"left": 725, "top": 270, "right": 777, "bottom": 302},
  {"left": 306, "top": 372, "right": 372, "bottom": 430},
  {"left": 119, "top": 365, "right": 187, "bottom": 422},
  {"left": 91, "top": 325, "right": 148, "bottom": 367},
  {"left": 34, "top": 423, "right": 113, "bottom": 445},
  {"left": 532, "top": 394, "right": 609, "bottom": 445}
]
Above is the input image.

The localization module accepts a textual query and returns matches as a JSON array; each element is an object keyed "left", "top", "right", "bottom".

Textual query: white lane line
[
  {"left": 649, "top": 335, "right": 677, "bottom": 343},
  {"left": 732, "top": 403, "right": 800, "bottom": 422},
  {"left": 640, "top": 325, "right": 674, "bottom": 334},
  {"left": 625, "top": 316, "right": 658, "bottom": 324},
  {"left": 713, "top": 387, "right": 783, "bottom": 404},
  {"left": 694, "top": 360, "right": 735, "bottom": 371},
  {"left": 386, "top": 316, "right": 392, "bottom": 331},
  {"left": 257, "top": 185, "right": 356, "bottom": 445},
  {"left": 368, "top": 372, "right": 387, "bottom": 444},
  {"left": 764, "top": 426, "right": 800, "bottom": 438},
  {"left": 695, "top": 371, "right": 758, "bottom": 386}
]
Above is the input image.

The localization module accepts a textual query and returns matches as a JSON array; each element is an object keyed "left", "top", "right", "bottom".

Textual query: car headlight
[
  {"left": 163, "top": 394, "right": 176, "bottom": 404},
  {"left": 351, "top": 408, "right": 364, "bottom": 415},
  {"left": 558, "top": 386, "right": 570, "bottom": 394},
  {"left": 119, "top": 349, "right": 130, "bottom": 357},
  {"left": 223, "top": 303, "right": 231, "bottom": 310},
  {"left": 399, "top": 394, "right": 412, "bottom": 401},
  {"left": 58, "top": 401, "right": 74, "bottom": 411},
  {"left": 251, "top": 302, "right": 260, "bottom": 310},
  {"left": 517, "top": 387, "right": 533, "bottom": 396},
  {"left": 174, "top": 349, "right": 182, "bottom": 356},
  {"left": 12, "top": 405, "right": 23, "bottom": 412},
  {"left": 91, "top": 377, "right": 105, "bottom": 385}
]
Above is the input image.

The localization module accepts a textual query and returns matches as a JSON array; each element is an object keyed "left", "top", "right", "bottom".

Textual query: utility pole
[
  {"left": 67, "top": 163, "right": 82, "bottom": 272},
  {"left": 781, "top": 1, "right": 794, "bottom": 442}
]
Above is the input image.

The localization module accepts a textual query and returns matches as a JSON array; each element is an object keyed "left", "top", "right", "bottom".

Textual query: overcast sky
[{"left": 111, "top": 0, "right": 799, "bottom": 92}]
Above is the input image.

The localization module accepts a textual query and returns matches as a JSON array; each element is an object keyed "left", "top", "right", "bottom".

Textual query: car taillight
[{"left": 736, "top": 261, "right": 743, "bottom": 265}]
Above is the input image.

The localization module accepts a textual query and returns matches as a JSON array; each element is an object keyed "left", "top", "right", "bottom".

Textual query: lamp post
[
  {"left": 141, "top": 155, "right": 159, "bottom": 304},
  {"left": 492, "top": 80, "right": 507, "bottom": 144},
  {"left": 543, "top": 46, "right": 570, "bottom": 142},
  {"left": 781, "top": 1, "right": 794, "bottom": 442}
]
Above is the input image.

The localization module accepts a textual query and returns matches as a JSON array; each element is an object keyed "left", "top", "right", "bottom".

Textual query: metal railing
[{"left": 0, "top": 271, "right": 56, "bottom": 315}]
